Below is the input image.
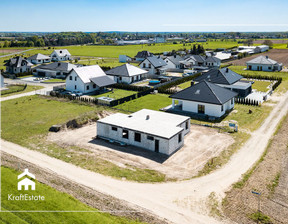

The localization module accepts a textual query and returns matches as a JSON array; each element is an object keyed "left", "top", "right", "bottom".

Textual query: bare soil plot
[
  {"left": 0, "top": 48, "right": 25, "bottom": 53},
  {"left": 223, "top": 115, "right": 288, "bottom": 224},
  {"left": 254, "top": 39, "right": 288, "bottom": 44},
  {"left": 47, "top": 123, "right": 234, "bottom": 180},
  {"left": 231, "top": 49, "right": 288, "bottom": 67}
]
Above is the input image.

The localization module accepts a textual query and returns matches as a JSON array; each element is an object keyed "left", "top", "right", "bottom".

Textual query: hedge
[{"left": 112, "top": 83, "right": 150, "bottom": 92}]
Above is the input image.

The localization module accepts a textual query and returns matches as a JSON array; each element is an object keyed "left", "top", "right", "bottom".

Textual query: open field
[
  {"left": 1, "top": 95, "right": 166, "bottom": 182},
  {"left": 1, "top": 166, "right": 142, "bottom": 224},
  {"left": 230, "top": 49, "right": 288, "bottom": 67},
  {"left": 92, "top": 89, "right": 137, "bottom": 100},
  {"left": 223, "top": 114, "right": 288, "bottom": 224},
  {"left": 114, "top": 93, "right": 172, "bottom": 112}
]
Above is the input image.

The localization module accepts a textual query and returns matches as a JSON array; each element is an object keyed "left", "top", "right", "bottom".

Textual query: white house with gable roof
[
  {"left": 50, "top": 49, "right": 71, "bottom": 62},
  {"left": 246, "top": 56, "right": 282, "bottom": 72},
  {"left": 66, "top": 65, "right": 116, "bottom": 94}
]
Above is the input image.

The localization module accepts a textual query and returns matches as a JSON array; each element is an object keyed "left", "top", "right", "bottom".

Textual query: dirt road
[{"left": 2, "top": 91, "right": 288, "bottom": 223}]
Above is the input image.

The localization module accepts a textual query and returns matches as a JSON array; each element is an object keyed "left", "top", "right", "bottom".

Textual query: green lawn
[
  {"left": 1, "top": 166, "right": 142, "bottom": 224},
  {"left": 229, "top": 66, "right": 288, "bottom": 94},
  {"left": 1, "top": 85, "right": 43, "bottom": 97},
  {"left": 241, "top": 79, "right": 272, "bottom": 92},
  {"left": 92, "top": 89, "right": 137, "bottom": 100},
  {"left": 178, "top": 81, "right": 192, "bottom": 89},
  {"left": 114, "top": 94, "right": 172, "bottom": 112},
  {"left": 1, "top": 96, "right": 166, "bottom": 182},
  {"left": 43, "top": 79, "right": 65, "bottom": 83}
]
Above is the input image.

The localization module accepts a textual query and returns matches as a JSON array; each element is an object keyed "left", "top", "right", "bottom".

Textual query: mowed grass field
[
  {"left": 1, "top": 96, "right": 166, "bottom": 182},
  {"left": 114, "top": 94, "right": 172, "bottom": 112},
  {"left": 1, "top": 166, "right": 142, "bottom": 224},
  {"left": 1, "top": 85, "right": 44, "bottom": 97}
]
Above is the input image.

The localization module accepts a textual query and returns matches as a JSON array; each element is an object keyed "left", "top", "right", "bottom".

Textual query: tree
[{"left": 262, "top": 40, "right": 273, "bottom": 48}]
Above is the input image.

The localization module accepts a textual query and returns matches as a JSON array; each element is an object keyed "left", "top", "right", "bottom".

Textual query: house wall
[
  {"left": 164, "top": 59, "right": 177, "bottom": 69},
  {"left": 246, "top": 63, "right": 277, "bottom": 72},
  {"left": 139, "top": 59, "right": 157, "bottom": 74},
  {"left": 6, "top": 65, "right": 31, "bottom": 74},
  {"left": 178, "top": 99, "right": 234, "bottom": 117},
  {"left": 0, "top": 74, "right": 4, "bottom": 88},
  {"left": 97, "top": 122, "right": 185, "bottom": 155},
  {"left": 30, "top": 59, "right": 51, "bottom": 64}
]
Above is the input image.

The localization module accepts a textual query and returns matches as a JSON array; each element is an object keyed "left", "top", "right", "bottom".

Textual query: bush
[{"left": 112, "top": 83, "right": 150, "bottom": 92}]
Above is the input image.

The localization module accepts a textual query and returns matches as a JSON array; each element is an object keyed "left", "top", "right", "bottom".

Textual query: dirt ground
[
  {"left": 47, "top": 123, "right": 234, "bottom": 180},
  {"left": 223, "top": 114, "right": 288, "bottom": 224},
  {"left": 253, "top": 40, "right": 288, "bottom": 44},
  {"left": 0, "top": 48, "right": 25, "bottom": 53},
  {"left": 1, "top": 153, "right": 168, "bottom": 224},
  {"left": 231, "top": 49, "right": 288, "bottom": 67}
]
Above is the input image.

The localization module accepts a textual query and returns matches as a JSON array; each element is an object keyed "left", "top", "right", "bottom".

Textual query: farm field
[
  {"left": 1, "top": 95, "right": 166, "bottom": 182},
  {"left": 92, "top": 89, "right": 137, "bottom": 99},
  {"left": 114, "top": 93, "right": 172, "bottom": 112},
  {"left": 230, "top": 49, "right": 288, "bottom": 67},
  {"left": 1, "top": 166, "right": 142, "bottom": 224}
]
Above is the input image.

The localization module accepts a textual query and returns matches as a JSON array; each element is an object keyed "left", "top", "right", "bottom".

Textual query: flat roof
[{"left": 97, "top": 109, "right": 190, "bottom": 139}]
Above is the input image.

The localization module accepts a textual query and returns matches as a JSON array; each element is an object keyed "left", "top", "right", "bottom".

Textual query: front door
[
  {"left": 198, "top": 104, "right": 205, "bottom": 114},
  {"left": 155, "top": 139, "right": 159, "bottom": 153}
]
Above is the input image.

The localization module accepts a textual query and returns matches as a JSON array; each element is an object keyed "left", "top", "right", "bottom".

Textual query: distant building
[
  {"left": 97, "top": 109, "right": 190, "bottom": 155},
  {"left": 33, "top": 62, "right": 79, "bottom": 78},
  {"left": 154, "top": 37, "right": 166, "bottom": 43},
  {"left": 134, "top": 51, "right": 153, "bottom": 61},
  {"left": 50, "top": 49, "right": 71, "bottom": 62},
  {"left": 66, "top": 65, "right": 115, "bottom": 94},
  {"left": 180, "top": 55, "right": 220, "bottom": 69},
  {"left": 27, "top": 53, "right": 51, "bottom": 64},
  {"left": 254, "top": 45, "right": 269, "bottom": 53},
  {"left": 139, "top": 55, "right": 167, "bottom": 75},
  {"left": 246, "top": 56, "right": 282, "bottom": 72},
  {"left": 170, "top": 81, "right": 237, "bottom": 118},
  {"left": 4, "top": 56, "right": 32, "bottom": 74},
  {"left": 194, "top": 68, "right": 252, "bottom": 97},
  {"left": 119, "top": 55, "right": 132, "bottom": 63},
  {"left": 106, "top": 64, "right": 148, "bottom": 84}
]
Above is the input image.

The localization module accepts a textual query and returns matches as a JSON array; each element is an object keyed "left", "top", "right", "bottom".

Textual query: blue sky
[{"left": 1, "top": 0, "right": 288, "bottom": 32}]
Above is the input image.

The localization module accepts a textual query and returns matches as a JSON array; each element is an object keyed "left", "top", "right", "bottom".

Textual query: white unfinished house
[
  {"left": 246, "top": 56, "right": 282, "bottom": 72},
  {"left": 170, "top": 81, "right": 237, "bottom": 118},
  {"left": 66, "top": 65, "right": 115, "bottom": 94},
  {"left": 50, "top": 49, "right": 71, "bottom": 62},
  {"left": 105, "top": 64, "right": 148, "bottom": 84},
  {"left": 97, "top": 109, "right": 190, "bottom": 155},
  {"left": 27, "top": 53, "right": 51, "bottom": 64}
]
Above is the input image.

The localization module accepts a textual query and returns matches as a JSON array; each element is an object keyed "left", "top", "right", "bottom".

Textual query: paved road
[{"left": 2, "top": 91, "right": 288, "bottom": 223}]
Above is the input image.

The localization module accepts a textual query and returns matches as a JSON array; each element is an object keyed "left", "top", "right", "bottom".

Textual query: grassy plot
[
  {"left": 0, "top": 166, "right": 142, "bottom": 224},
  {"left": 92, "top": 89, "right": 138, "bottom": 100},
  {"left": 114, "top": 94, "right": 172, "bottom": 112},
  {"left": 223, "top": 104, "right": 273, "bottom": 132},
  {"left": 1, "top": 96, "right": 166, "bottom": 182},
  {"left": 1, "top": 85, "right": 44, "bottom": 97},
  {"left": 250, "top": 80, "right": 272, "bottom": 92},
  {"left": 178, "top": 81, "right": 192, "bottom": 90},
  {"left": 229, "top": 66, "right": 288, "bottom": 94},
  {"left": 43, "top": 79, "right": 65, "bottom": 83}
]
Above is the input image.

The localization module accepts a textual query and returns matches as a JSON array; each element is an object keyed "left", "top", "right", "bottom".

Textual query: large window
[
  {"left": 221, "top": 105, "right": 223, "bottom": 112},
  {"left": 75, "top": 77, "right": 77, "bottom": 81},
  {"left": 69, "top": 76, "right": 72, "bottom": 80},
  {"left": 231, "top": 98, "right": 234, "bottom": 104},
  {"left": 111, "top": 126, "right": 117, "bottom": 131},
  {"left": 198, "top": 105, "right": 205, "bottom": 114},
  {"left": 143, "top": 63, "right": 146, "bottom": 68},
  {"left": 134, "top": 132, "right": 141, "bottom": 142},
  {"left": 185, "top": 121, "right": 189, "bottom": 130},
  {"left": 86, "top": 86, "right": 90, "bottom": 90},
  {"left": 147, "top": 135, "right": 154, "bottom": 141},
  {"left": 122, "top": 129, "right": 129, "bottom": 139}
]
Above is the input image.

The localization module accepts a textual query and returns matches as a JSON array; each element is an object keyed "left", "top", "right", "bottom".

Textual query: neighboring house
[
  {"left": 169, "top": 81, "right": 237, "bottom": 118},
  {"left": 180, "top": 55, "right": 220, "bottom": 69},
  {"left": 50, "top": 49, "right": 71, "bottom": 62},
  {"left": 119, "top": 55, "right": 132, "bottom": 63},
  {"left": 139, "top": 55, "right": 167, "bottom": 75},
  {"left": 164, "top": 55, "right": 184, "bottom": 69},
  {"left": 105, "top": 64, "right": 148, "bottom": 84},
  {"left": 134, "top": 51, "right": 153, "bottom": 61},
  {"left": 246, "top": 56, "right": 282, "bottom": 72},
  {"left": 17, "top": 169, "right": 35, "bottom": 191},
  {"left": 27, "top": 53, "right": 51, "bottom": 64},
  {"left": 4, "top": 56, "right": 32, "bottom": 74},
  {"left": 66, "top": 65, "right": 115, "bottom": 94},
  {"left": 154, "top": 37, "right": 166, "bottom": 43},
  {"left": 33, "top": 62, "right": 79, "bottom": 78},
  {"left": 194, "top": 68, "right": 252, "bottom": 97},
  {"left": 254, "top": 45, "right": 269, "bottom": 53},
  {"left": 97, "top": 109, "right": 190, "bottom": 155}
]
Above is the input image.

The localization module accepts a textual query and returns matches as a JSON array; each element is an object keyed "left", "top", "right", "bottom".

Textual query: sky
[{"left": 1, "top": 0, "right": 288, "bottom": 32}]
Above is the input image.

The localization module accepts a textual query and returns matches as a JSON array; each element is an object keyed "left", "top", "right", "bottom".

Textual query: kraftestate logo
[{"left": 7, "top": 168, "right": 45, "bottom": 201}]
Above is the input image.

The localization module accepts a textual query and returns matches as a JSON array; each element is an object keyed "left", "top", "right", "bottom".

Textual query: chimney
[
  {"left": 146, "top": 115, "right": 150, "bottom": 120},
  {"left": 174, "top": 55, "right": 176, "bottom": 58},
  {"left": 266, "top": 56, "right": 269, "bottom": 59},
  {"left": 191, "top": 81, "right": 194, "bottom": 86},
  {"left": 226, "top": 68, "right": 229, "bottom": 73},
  {"left": 58, "top": 62, "right": 61, "bottom": 66}
]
